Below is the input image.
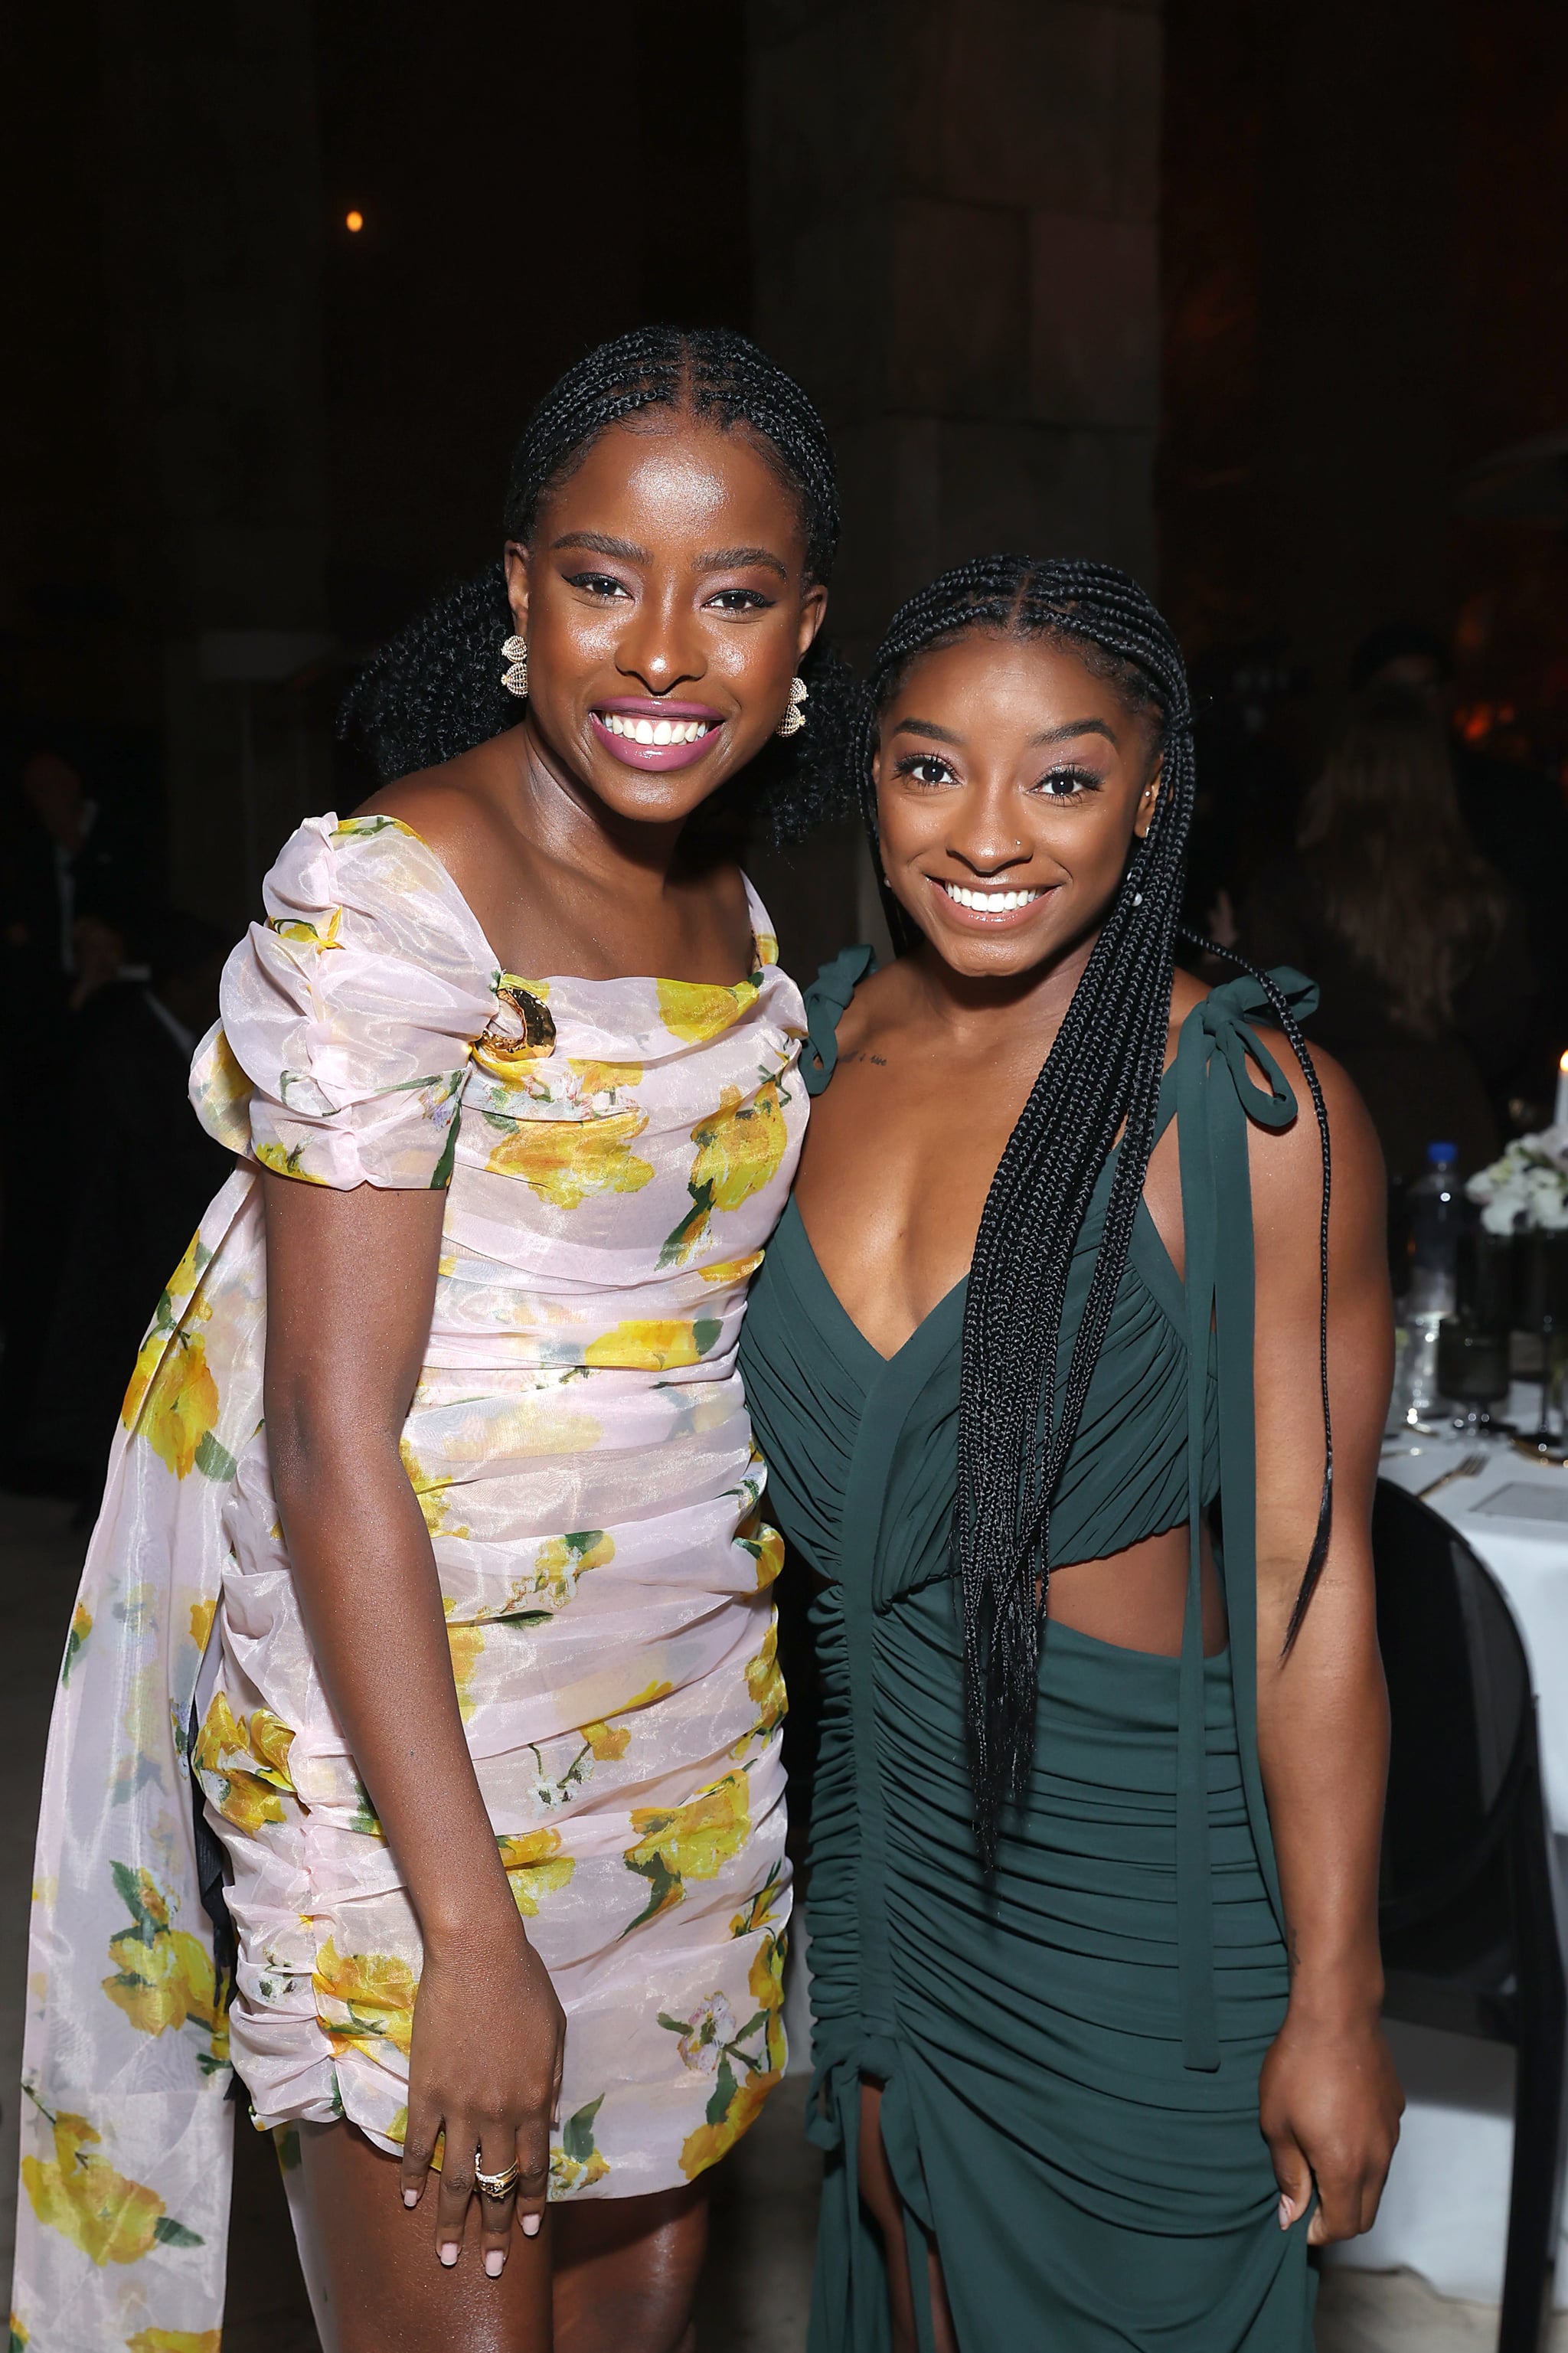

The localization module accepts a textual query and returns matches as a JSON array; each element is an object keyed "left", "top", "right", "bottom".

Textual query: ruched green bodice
[{"left": 739, "top": 950, "right": 1320, "bottom": 2353}]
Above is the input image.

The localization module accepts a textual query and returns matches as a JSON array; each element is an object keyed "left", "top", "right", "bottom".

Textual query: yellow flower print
[
  {"left": 583, "top": 1318, "right": 720, "bottom": 1372},
  {"left": 119, "top": 1328, "right": 165, "bottom": 1433},
  {"left": 623, "top": 1770, "right": 751, "bottom": 1933},
  {"left": 550, "top": 2094, "right": 610, "bottom": 2196},
  {"left": 497, "top": 1828, "right": 576, "bottom": 1917},
  {"left": 444, "top": 1600, "right": 485, "bottom": 1721},
  {"left": 661, "top": 1079, "right": 789, "bottom": 1267},
  {"left": 188, "top": 1599, "right": 216, "bottom": 1653},
  {"left": 126, "top": 2331, "right": 223, "bottom": 2353},
  {"left": 730, "top": 1859, "right": 786, "bottom": 1939},
  {"left": 127, "top": 1331, "right": 221, "bottom": 1481},
  {"left": 254, "top": 1139, "right": 327, "bottom": 1184},
  {"left": 485, "top": 1109, "right": 654, "bottom": 1211},
  {"left": 189, "top": 1025, "right": 252, "bottom": 1149},
  {"left": 582, "top": 1720, "right": 631, "bottom": 1762},
  {"left": 312, "top": 1936, "right": 417, "bottom": 2060},
  {"left": 102, "top": 1864, "right": 228, "bottom": 2072},
  {"left": 400, "top": 1437, "right": 466, "bottom": 1538},
  {"left": 569, "top": 1057, "right": 643, "bottom": 1098},
  {"left": 736, "top": 1513, "right": 785, "bottom": 1590},
  {"left": 60, "top": 1602, "right": 92, "bottom": 1687},
  {"left": 700, "top": 1250, "right": 764, "bottom": 1286},
  {"left": 21, "top": 2098, "right": 203, "bottom": 2267},
  {"left": 754, "top": 929, "right": 779, "bottom": 966},
  {"left": 9, "top": 2311, "right": 27, "bottom": 2349},
  {"left": 194, "top": 1691, "right": 296, "bottom": 1837},
  {"left": 668, "top": 1933, "right": 787, "bottom": 2178},
  {"left": 268, "top": 905, "right": 343, "bottom": 950},
  {"left": 655, "top": 976, "right": 760, "bottom": 1045},
  {"left": 527, "top": 1528, "right": 614, "bottom": 1611},
  {"left": 733, "top": 1619, "right": 786, "bottom": 1755},
  {"left": 165, "top": 1230, "right": 207, "bottom": 1309}
]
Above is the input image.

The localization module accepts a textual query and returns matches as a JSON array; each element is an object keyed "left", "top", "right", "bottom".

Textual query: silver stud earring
[
  {"left": 776, "top": 675, "right": 808, "bottom": 737},
  {"left": 501, "top": 634, "right": 528, "bottom": 699}
]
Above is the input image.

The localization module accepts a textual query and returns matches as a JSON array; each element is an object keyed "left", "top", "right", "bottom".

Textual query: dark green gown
[{"left": 739, "top": 949, "right": 1321, "bottom": 2353}]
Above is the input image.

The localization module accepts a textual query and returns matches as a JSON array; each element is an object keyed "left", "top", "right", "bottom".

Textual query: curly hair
[
  {"left": 339, "top": 326, "right": 856, "bottom": 839},
  {"left": 854, "top": 554, "right": 1333, "bottom": 1860}
]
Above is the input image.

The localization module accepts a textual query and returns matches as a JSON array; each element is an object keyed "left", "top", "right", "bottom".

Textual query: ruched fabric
[
  {"left": 15, "top": 813, "right": 803, "bottom": 2351},
  {"left": 738, "top": 949, "right": 1321, "bottom": 2353}
]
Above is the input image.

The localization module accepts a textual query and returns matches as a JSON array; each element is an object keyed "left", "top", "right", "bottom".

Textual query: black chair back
[{"left": 1374, "top": 1476, "right": 1531, "bottom": 1946}]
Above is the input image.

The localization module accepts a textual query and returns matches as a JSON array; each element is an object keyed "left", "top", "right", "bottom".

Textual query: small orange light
[
  {"left": 345, "top": 210, "right": 364, "bottom": 234},
  {"left": 1559, "top": 1049, "right": 1568, "bottom": 1077}
]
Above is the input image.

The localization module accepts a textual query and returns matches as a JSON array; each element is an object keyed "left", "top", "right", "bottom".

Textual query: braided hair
[
  {"left": 340, "top": 326, "right": 854, "bottom": 837},
  {"left": 854, "top": 555, "right": 1333, "bottom": 1861}
]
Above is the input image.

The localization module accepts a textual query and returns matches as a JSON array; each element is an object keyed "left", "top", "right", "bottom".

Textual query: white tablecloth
[{"left": 1327, "top": 1428, "right": 1568, "bottom": 2305}]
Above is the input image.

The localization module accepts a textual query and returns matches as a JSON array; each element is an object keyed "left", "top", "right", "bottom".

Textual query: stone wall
[{"left": 748, "top": 0, "right": 1163, "bottom": 658}]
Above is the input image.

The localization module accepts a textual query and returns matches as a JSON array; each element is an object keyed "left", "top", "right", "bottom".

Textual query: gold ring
[{"left": 473, "top": 2155, "right": 521, "bottom": 2198}]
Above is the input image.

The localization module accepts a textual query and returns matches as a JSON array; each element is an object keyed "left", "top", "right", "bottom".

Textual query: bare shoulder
[
  {"left": 834, "top": 955, "right": 917, "bottom": 1056},
  {"left": 1246, "top": 1028, "right": 1387, "bottom": 1234},
  {"left": 356, "top": 741, "right": 517, "bottom": 884}
]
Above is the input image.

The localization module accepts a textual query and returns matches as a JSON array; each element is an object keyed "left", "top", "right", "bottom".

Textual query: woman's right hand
[{"left": 400, "top": 1896, "right": 567, "bottom": 2273}]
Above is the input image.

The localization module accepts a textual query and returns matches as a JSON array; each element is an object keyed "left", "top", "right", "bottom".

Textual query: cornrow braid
[
  {"left": 854, "top": 555, "right": 1332, "bottom": 1861},
  {"left": 340, "top": 327, "right": 855, "bottom": 837}
]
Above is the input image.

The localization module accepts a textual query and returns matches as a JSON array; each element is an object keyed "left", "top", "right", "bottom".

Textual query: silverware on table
[{"left": 1416, "top": 1451, "right": 1488, "bottom": 1502}]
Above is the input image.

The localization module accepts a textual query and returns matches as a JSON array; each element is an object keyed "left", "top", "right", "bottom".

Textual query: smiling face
[
  {"left": 874, "top": 629, "right": 1163, "bottom": 982},
  {"left": 503, "top": 417, "right": 827, "bottom": 828}
]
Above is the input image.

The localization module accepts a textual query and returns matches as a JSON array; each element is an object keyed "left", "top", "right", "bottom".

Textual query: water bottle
[{"left": 1400, "top": 1142, "right": 1462, "bottom": 1422}]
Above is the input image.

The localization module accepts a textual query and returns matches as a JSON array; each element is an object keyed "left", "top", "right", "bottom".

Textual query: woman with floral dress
[{"left": 14, "top": 328, "right": 848, "bottom": 2353}]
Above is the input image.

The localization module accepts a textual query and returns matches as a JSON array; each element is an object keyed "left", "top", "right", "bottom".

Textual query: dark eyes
[
  {"left": 563, "top": 570, "right": 631, "bottom": 600},
  {"left": 893, "top": 754, "right": 1104, "bottom": 798},
  {"left": 705, "top": 588, "right": 775, "bottom": 613},
  {"left": 560, "top": 572, "right": 774, "bottom": 615},
  {"left": 1033, "top": 766, "right": 1102, "bottom": 799},
  {"left": 895, "top": 753, "right": 956, "bottom": 787}
]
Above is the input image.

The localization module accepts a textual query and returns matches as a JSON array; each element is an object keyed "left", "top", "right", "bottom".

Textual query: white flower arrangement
[{"left": 1467, "top": 1129, "right": 1568, "bottom": 1235}]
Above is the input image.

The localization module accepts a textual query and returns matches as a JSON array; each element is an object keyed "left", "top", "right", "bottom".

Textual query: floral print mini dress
[{"left": 13, "top": 812, "right": 804, "bottom": 2351}]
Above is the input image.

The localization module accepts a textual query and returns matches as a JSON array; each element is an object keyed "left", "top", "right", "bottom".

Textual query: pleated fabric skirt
[{"left": 805, "top": 1582, "right": 1315, "bottom": 2352}]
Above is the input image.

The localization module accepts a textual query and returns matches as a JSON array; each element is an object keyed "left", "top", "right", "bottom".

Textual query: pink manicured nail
[
  {"left": 485, "top": 2248, "right": 505, "bottom": 2277},
  {"left": 1278, "top": 2195, "right": 1292, "bottom": 2230},
  {"left": 439, "top": 2242, "right": 459, "bottom": 2266},
  {"left": 403, "top": 2188, "right": 419, "bottom": 2208},
  {"left": 521, "top": 2214, "right": 541, "bottom": 2238}
]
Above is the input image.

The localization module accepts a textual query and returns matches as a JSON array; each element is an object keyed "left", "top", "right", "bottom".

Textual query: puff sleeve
[{"left": 189, "top": 812, "right": 497, "bottom": 1189}]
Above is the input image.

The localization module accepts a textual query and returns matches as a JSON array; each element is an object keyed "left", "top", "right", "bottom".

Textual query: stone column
[
  {"left": 749, "top": 0, "right": 1162, "bottom": 658},
  {"left": 744, "top": 0, "right": 1161, "bottom": 968}
]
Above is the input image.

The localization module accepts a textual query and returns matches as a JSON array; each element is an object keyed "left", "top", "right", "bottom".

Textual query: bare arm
[
  {"left": 1249, "top": 1050, "right": 1403, "bottom": 2244},
  {"left": 262, "top": 1170, "right": 564, "bottom": 2270}
]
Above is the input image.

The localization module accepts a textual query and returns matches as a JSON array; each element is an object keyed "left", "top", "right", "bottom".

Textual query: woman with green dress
[{"left": 739, "top": 557, "right": 1402, "bottom": 2351}]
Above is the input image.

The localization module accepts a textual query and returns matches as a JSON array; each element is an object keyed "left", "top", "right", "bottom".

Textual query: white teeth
[
  {"left": 942, "top": 882, "right": 1042, "bottom": 911},
  {"left": 598, "top": 711, "right": 716, "bottom": 746}
]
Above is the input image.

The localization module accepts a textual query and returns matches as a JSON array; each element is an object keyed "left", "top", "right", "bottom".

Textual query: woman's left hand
[{"left": 1259, "top": 1999, "right": 1403, "bottom": 2244}]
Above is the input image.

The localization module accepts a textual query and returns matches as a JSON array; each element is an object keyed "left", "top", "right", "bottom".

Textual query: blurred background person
[
  {"left": 0, "top": 741, "right": 142, "bottom": 1485},
  {"left": 1351, "top": 621, "right": 1568, "bottom": 1118},
  {"left": 1240, "top": 684, "right": 1532, "bottom": 1183}
]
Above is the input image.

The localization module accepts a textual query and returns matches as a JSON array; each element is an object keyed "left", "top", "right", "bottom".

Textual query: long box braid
[{"left": 853, "top": 555, "right": 1333, "bottom": 1862}]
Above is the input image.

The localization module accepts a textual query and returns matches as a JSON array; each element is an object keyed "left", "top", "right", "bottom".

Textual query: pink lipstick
[{"left": 590, "top": 697, "right": 724, "bottom": 772}]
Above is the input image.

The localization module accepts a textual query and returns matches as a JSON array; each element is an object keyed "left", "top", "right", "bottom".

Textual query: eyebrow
[
  {"left": 892, "top": 714, "right": 1121, "bottom": 750},
  {"left": 550, "top": 531, "right": 651, "bottom": 562},
  {"left": 1031, "top": 717, "right": 1119, "bottom": 747},
  {"left": 694, "top": 544, "right": 789, "bottom": 579},
  {"left": 892, "top": 717, "right": 964, "bottom": 745}
]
